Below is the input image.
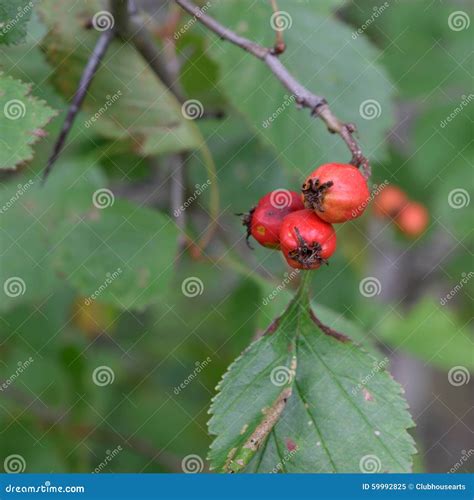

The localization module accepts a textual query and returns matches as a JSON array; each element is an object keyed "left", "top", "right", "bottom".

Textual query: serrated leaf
[
  {"left": 203, "top": 0, "right": 394, "bottom": 173},
  {"left": 0, "top": 73, "right": 56, "bottom": 169},
  {"left": 37, "top": 0, "right": 201, "bottom": 156},
  {"left": 208, "top": 298, "right": 299, "bottom": 472},
  {"left": 0, "top": 0, "right": 34, "bottom": 45},
  {"left": 52, "top": 198, "right": 178, "bottom": 311},
  {"left": 209, "top": 286, "right": 415, "bottom": 472}
]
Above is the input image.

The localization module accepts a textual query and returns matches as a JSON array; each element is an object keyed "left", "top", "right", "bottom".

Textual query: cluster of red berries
[
  {"left": 241, "top": 163, "right": 370, "bottom": 270},
  {"left": 373, "top": 185, "right": 429, "bottom": 238}
]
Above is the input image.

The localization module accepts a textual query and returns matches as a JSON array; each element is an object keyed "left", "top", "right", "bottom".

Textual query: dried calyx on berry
[
  {"left": 302, "top": 163, "right": 370, "bottom": 223},
  {"left": 301, "top": 178, "right": 334, "bottom": 213},
  {"left": 237, "top": 207, "right": 255, "bottom": 248},
  {"left": 288, "top": 227, "right": 328, "bottom": 268},
  {"left": 279, "top": 209, "right": 337, "bottom": 270}
]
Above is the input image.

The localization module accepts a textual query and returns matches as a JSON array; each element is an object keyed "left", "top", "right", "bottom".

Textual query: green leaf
[
  {"left": 52, "top": 198, "right": 178, "bottom": 311},
  {"left": 0, "top": 162, "right": 103, "bottom": 312},
  {"left": 0, "top": 0, "right": 34, "bottom": 45},
  {"left": 203, "top": 0, "right": 394, "bottom": 172},
  {"left": 346, "top": 0, "right": 473, "bottom": 98},
  {"left": 0, "top": 73, "right": 56, "bottom": 169},
  {"left": 37, "top": 0, "right": 201, "bottom": 156},
  {"left": 376, "top": 298, "right": 474, "bottom": 372},
  {"left": 208, "top": 285, "right": 415, "bottom": 472}
]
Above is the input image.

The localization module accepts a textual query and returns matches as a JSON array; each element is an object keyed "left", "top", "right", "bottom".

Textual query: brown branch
[
  {"left": 42, "top": 28, "right": 115, "bottom": 183},
  {"left": 112, "top": 0, "right": 183, "bottom": 99},
  {"left": 175, "top": 0, "right": 370, "bottom": 178}
]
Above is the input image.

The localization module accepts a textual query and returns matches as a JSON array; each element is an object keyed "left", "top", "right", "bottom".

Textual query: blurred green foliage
[{"left": 0, "top": 0, "right": 472, "bottom": 473}]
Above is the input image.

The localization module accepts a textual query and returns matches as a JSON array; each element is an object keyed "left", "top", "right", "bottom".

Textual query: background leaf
[
  {"left": 52, "top": 198, "right": 178, "bottom": 311},
  {"left": 376, "top": 299, "right": 474, "bottom": 372},
  {"left": 0, "top": 0, "right": 34, "bottom": 46},
  {"left": 0, "top": 73, "right": 56, "bottom": 169},
  {"left": 37, "top": 0, "right": 201, "bottom": 156}
]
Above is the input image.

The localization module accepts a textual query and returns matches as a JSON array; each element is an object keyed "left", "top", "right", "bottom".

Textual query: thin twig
[
  {"left": 169, "top": 152, "right": 189, "bottom": 251},
  {"left": 269, "top": 0, "right": 286, "bottom": 54},
  {"left": 112, "top": 0, "right": 188, "bottom": 252},
  {"left": 42, "top": 29, "right": 114, "bottom": 183},
  {"left": 112, "top": 0, "right": 220, "bottom": 253},
  {"left": 175, "top": 0, "right": 370, "bottom": 178},
  {"left": 112, "top": 0, "right": 182, "bottom": 99}
]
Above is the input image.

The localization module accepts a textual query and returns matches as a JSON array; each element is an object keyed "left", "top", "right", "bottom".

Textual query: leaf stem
[{"left": 294, "top": 270, "right": 312, "bottom": 306}]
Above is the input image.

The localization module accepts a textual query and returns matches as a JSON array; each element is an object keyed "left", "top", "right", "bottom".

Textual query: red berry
[
  {"left": 395, "top": 202, "right": 429, "bottom": 238},
  {"left": 373, "top": 185, "right": 408, "bottom": 218},
  {"left": 240, "top": 189, "right": 304, "bottom": 249},
  {"left": 279, "top": 209, "right": 337, "bottom": 269},
  {"left": 302, "top": 163, "right": 370, "bottom": 223}
]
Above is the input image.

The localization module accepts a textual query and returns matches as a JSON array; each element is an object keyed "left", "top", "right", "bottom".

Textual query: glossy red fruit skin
[
  {"left": 279, "top": 209, "right": 337, "bottom": 269},
  {"left": 373, "top": 185, "right": 408, "bottom": 218},
  {"left": 395, "top": 202, "right": 429, "bottom": 238},
  {"left": 249, "top": 190, "right": 304, "bottom": 249},
  {"left": 302, "top": 163, "right": 370, "bottom": 223}
]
